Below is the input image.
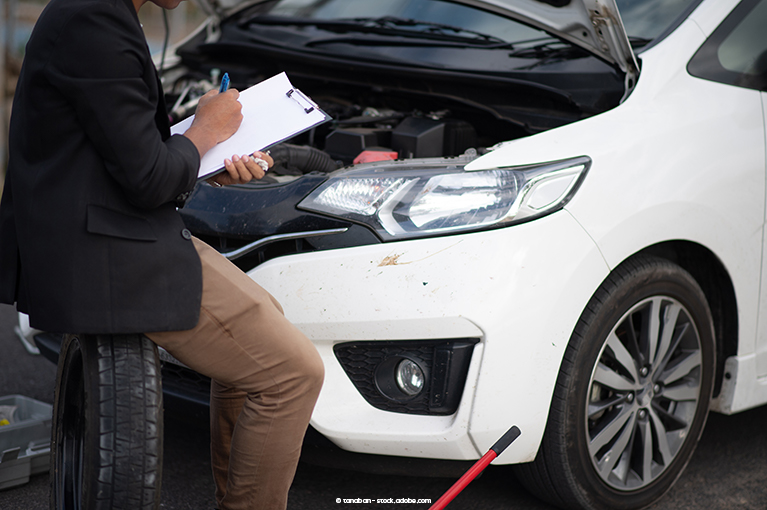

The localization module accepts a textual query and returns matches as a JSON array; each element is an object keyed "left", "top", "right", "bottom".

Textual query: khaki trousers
[{"left": 147, "top": 237, "right": 324, "bottom": 510}]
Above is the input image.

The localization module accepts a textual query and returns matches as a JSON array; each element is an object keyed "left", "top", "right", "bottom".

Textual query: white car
[{"left": 22, "top": 0, "right": 767, "bottom": 508}]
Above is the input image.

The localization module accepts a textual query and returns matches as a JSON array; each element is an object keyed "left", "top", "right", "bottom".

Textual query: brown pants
[{"left": 147, "top": 238, "right": 324, "bottom": 510}]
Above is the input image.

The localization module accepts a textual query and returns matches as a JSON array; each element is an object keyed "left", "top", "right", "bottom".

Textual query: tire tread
[{"left": 51, "top": 333, "right": 163, "bottom": 510}]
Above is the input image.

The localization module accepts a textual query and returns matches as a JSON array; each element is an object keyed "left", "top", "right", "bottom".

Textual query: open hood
[
  {"left": 458, "top": 0, "right": 639, "bottom": 90},
  {"left": 192, "top": 0, "right": 639, "bottom": 93}
]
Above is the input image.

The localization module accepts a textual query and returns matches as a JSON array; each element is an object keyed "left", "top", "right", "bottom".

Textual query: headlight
[{"left": 299, "top": 155, "right": 590, "bottom": 240}]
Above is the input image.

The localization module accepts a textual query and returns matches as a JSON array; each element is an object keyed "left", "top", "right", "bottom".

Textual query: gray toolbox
[{"left": 0, "top": 395, "right": 53, "bottom": 490}]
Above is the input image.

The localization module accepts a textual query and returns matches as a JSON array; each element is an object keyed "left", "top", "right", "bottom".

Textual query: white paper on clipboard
[{"left": 170, "top": 72, "right": 331, "bottom": 180}]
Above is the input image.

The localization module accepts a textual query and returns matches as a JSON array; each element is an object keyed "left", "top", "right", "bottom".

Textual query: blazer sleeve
[
  {"left": 0, "top": 176, "right": 21, "bottom": 306},
  {"left": 42, "top": 0, "right": 199, "bottom": 210}
]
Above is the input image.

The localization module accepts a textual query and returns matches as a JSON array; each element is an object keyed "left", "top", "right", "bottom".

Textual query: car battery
[{"left": 0, "top": 395, "right": 52, "bottom": 490}]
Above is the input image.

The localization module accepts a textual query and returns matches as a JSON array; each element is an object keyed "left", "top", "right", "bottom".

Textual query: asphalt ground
[{"left": 1, "top": 302, "right": 767, "bottom": 510}]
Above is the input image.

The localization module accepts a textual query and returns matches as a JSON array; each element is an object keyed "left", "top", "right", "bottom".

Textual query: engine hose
[{"left": 269, "top": 143, "right": 339, "bottom": 174}]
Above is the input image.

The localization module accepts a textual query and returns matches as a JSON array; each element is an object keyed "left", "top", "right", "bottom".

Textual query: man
[{"left": 0, "top": 0, "right": 324, "bottom": 508}]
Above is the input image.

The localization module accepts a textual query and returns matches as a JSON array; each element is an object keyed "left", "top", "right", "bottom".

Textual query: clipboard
[{"left": 170, "top": 72, "right": 332, "bottom": 180}]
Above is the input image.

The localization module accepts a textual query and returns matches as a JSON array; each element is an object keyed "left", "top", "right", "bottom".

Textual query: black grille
[{"left": 334, "top": 339, "right": 478, "bottom": 416}]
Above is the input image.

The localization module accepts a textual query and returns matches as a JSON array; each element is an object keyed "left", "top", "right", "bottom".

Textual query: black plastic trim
[{"left": 334, "top": 339, "right": 479, "bottom": 415}]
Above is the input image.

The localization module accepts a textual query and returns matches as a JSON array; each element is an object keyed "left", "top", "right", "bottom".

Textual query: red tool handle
[{"left": 429, "top": 426, "right": 521, "bottom": 510}]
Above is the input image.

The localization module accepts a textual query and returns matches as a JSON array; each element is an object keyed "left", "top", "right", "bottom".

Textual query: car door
[{"left": 686, "top": 0, "right": 767, "bottom": 385}]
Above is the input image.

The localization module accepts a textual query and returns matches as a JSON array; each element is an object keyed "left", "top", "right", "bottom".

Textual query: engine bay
[
  {"left": 163, "top": 70, "right": 522, "bottom": 180},
  {"left": 163, "top": 1, "right": 626, "bottom": 182}
]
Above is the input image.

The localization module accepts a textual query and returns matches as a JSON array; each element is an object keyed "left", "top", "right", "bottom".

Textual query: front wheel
[
  {"left": 516, "top": 256, "right": 715, "bottom": 510},
  {"left": 50, "top": 334, "right": 164, "bottom": 510}
]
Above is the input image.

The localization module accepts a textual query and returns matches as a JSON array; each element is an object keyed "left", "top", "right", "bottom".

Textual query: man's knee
[
  {"left": 295, "top": 344, "right": 324, "bottom": 396},
  {"left": 273, "top": 339, "right": 324, "bottom": 410}
]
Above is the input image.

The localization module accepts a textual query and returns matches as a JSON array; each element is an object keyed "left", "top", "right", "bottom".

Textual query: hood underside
[
  {"left": 460, "top": 0, "right": 639, "bottom": 81},
  {"left": 194, "top": 0, "right": 639, "bottom": 91}
]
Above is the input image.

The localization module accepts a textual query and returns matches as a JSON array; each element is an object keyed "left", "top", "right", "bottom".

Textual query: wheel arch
[
  {"left": 515, "top": 243, "right": 721, "bottom": 509},
  {"left": 627, "top": 240, "right": 738, "bottom": 399}
]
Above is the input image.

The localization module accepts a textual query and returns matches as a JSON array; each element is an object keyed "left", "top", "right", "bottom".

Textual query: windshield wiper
[
  {"left": 507, "top": 35, "right": 649, "bottom": 65},
  {"left": 353, "top": 16, "right": 509, "bottom": 44},
  {"left": 507, "top": 38, "right": 581, "bottom": 59},
  {"left": 242, "top": 14, "right": 513, "bottom": 48},
  {"left": 303, "top": 34, "right": 512, "bottom": 50}
]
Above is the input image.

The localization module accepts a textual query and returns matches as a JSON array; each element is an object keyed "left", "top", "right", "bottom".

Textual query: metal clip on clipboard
[{"left": 286, "top": 88, "right": 316, "bottom": 114}]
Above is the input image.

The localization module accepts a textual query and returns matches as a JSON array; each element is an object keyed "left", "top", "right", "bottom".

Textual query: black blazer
[{"left": 0, "top": 0, "right": 203, "bottom": 334}]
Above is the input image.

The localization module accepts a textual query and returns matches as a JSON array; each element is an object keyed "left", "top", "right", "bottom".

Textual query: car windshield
[
  {"left": 247, "top": 0, "right": 700, "bottom": 46},
  {"left": 253, "top": 0, "right": 546, "bottom": 46}
]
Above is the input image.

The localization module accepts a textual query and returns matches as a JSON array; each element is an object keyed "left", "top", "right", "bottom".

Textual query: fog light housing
[
  {"left": 374, "top": 356, "right": 428, "bottom": 401},
  {"left": 334, "top": 339, "right": 478, "bottom": 415},
  {"left": 396, "top": 359, "right": 425, "bottom": 396}
]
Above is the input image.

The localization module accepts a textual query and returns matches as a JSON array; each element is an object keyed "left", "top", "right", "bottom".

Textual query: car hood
[
  {"left": 194, "top": 0, "right": 639, "bottom": 92},
  {"left": 468, "top": 0, "right": 639, "bottom": 87}
]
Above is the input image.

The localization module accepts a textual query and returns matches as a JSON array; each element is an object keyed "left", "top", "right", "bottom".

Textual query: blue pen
[{"left": 219, "top": 72, "right": 230, "bottom": 93}]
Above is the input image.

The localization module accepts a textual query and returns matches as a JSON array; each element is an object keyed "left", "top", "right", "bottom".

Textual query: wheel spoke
[
  {"left": 589, "top": 404, "right": 634, "bottom": 454},
  {"left": 653, "top": 302, "right": 682, "bottom": 368},
  {"left": 636, "top": 417, "right": 654, "bottom": 482},
  {"left": 594, "top": 362, "right": 636, "bottom": 392},
  {"left": 623, "top": 315, "right": 644, "bottom": 367},
  {"left": 606, "top": 332, "right": 639, "bottom": 382},
  {"left": 595, "top": 410, "right": 636, "bottom": 480},
  {"left": 589, "top": 394, "right": 625, "bottom": 419},
  {"left": 651, "top": 401, "right": 689, "bottom": 431},
  {"left": 662, "top": 381, "right": 699, "bottom": 402},
  {"left": 659, "top": 350, "right": 701, "bottom": 386},
  {"left": 647, "top": 298, "right": 664, "bottom": 365},
  {"left": 648, "top": 406, "right": 675, "bottom": 466},
  {"left": 656, "top": 322, "right": 689, "bottom": 377}
]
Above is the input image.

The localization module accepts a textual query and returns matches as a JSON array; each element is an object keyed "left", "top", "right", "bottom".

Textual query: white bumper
[{"left": 247, "top": 210, "right": 609, "bottom": 463}]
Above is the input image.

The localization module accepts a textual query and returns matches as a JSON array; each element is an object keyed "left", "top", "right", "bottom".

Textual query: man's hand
[
  {"left": 183, "top": 88, "right": 243, "bottom": 159},
  {"left": 182, "top": 86, "right": 274, "bottom": 186},
  {"left": 207, "top": 151, "right": 274, "bottom": 186}
]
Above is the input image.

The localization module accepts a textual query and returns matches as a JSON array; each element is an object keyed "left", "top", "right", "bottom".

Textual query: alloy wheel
[{"left": 586, "top": 296, "right": 703, "bottom": 491}]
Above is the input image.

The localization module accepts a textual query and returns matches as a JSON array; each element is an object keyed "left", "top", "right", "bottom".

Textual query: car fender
[{"left": 466, "top": 18, "right": 764, "bottom": 362}]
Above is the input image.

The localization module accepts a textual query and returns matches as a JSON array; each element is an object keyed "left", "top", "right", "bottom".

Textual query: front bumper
[{"left": 246, "top": 209, "right": 609, "bottom": 464}]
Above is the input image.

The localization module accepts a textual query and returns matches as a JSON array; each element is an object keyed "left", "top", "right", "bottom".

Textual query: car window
[
  {"left": 616, "top": 0, "right": 700, "bottom": 41},
  {"left": 688, "top": 0, "right": 767, "bottom": 91}
]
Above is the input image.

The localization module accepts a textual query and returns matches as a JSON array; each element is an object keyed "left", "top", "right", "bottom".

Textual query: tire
[
  {"left": 50, "top": 334, "right": 164, "bottom": 510},
  {"left": 515, "top": 256, "right": 715, "bottom": 510}
]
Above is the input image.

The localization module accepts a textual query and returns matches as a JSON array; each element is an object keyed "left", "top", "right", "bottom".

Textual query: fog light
[{"left": 396, "top": 359, "right": 425, "bottom": 396}]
